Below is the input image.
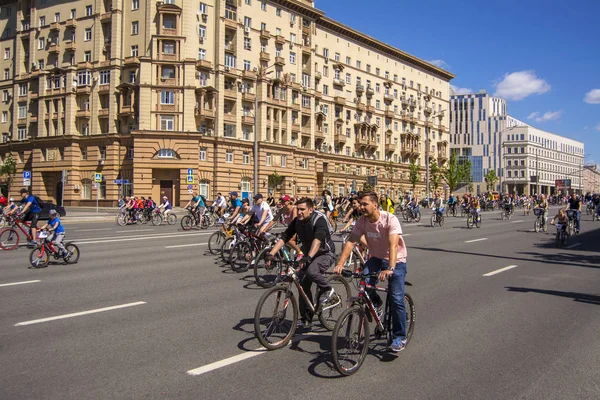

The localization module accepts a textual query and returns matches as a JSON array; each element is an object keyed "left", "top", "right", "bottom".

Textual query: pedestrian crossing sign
[
  {"left": 94, "top": 173, "right": 102, "bottom": 183},
  {"left": 186, "top": 175, "right": 194, "bottom": 184}
]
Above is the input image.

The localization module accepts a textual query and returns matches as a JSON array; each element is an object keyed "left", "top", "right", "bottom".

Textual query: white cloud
[
  {"left": 527, "top": 110, "right": 563, "bottom": 123},
  {"left": 428, "top": 59, "right": 450, "bottom": 70},
  {"left": 450, "top": 85, "right": 473, "bottom": 95},
  {"left": 595, "top": 123, "right": 600, "bottom": 132},
  {"left": 584, "top": 89, "right": 600, "bottom": 104},
  {"left": 493, "top": 70, "right": 551, "bottom": 100}
]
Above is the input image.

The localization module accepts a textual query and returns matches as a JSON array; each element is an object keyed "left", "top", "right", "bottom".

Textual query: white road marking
[
  {"left": 165, "top": 243, "right": 207, "bottom": 249},
  {"left": 0, "top": 280, "right": 41, "bottom": 287},
  {"left": 465, "top": 238, "right": 488, "bottom": 243},
  {"left": 186, "top": 333, "right": 320, "bottom": 376},
  {"left": 115, "top": 229, "right": 155, "bottom": 233},
  {"left": 566, "top": 243, "right": 581, "bottom": 249},
  {"left": 14, "top": 301, "right": 147, "bottom": 326},
  {"left": 73, "top": 228, "right": 112, "bottom": 232},
  {"left": 483, "top": 265, "right": 518, "bottom": 277},
  {"left": 511, "top": 220, "right": 524, "bottom": 223}
]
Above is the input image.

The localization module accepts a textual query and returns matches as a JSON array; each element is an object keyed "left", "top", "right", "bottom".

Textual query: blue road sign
[
  {"left": 114, "top": 179, "right": 130, "bottom": 184},
  {"left": 186, "top": 175, "right": 194, "bottom": 184},
  {"left": 187, "top": 168, "right": 194, "bottom": 176},
  {"left": 94, "top": 173, "right": 102, "bottom": 183},
  {"left": 187, "top": 184, "right": 193, "bottom": 190},
  {"left": 23, "top": 170, "right": 31, "bottom": 179}
]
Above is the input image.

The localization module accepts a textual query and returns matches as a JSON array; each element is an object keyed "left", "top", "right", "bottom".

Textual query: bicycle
[
  {"left": 150, "top": 208, "right": 177, "bottom": 226},
  {"left": 116, "top": 209, "right": 145, "bottom": 226},
  {"left": 445, "top": 203, "right": 457, "bottom": 217},
  {"left": 253, "top": 241, "right": 296, "bottom": 288},
  {"left": 207, "top": 222, "right": 234, "bottom": 255},
  {"left": 553, "top": 222, "right": 568, "bottom": 248},
  {"left": 500, "top": 205, "right": 513, "bottom": 220},
  {"left": 466, "top": 209, "right": 481, "bottom": 229},
  {"left": 402, "top": 205, "right": 421, "bottom": 223},
  {"left": 229, "top": 228, "right": 276, "bottom": 272},
  {"left": 29, "top": 230, "right": 80, "bottom": 268},
  {"left": 181, "top": 207, "right": 209, "bottom": 231},
  {"left": 430, "top": 206, "right": 445, "bottom": 227},
  {"left": 565, "top": 209, "right": 577, "bottom": 236},
  {"left": 533, "top": 208, "right": 547, "bottom": 233},
  {"left": 0, "top": 215, "right": 35, "bottom": 251},
  {"left": 254, "top": 259, "right": 351, "bottom": 350},
  {"left": 331, "top": 270, "right": 415, "bottom": 376}
]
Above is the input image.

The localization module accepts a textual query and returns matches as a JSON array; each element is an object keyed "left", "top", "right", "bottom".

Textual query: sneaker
[
  {"left": 297, "top": 319, "right": 312, "bottom": 329},
  {"left": 389, "top": 338, "right": 407, "bottom": 353},
  {"left": 28, "top": 241, "right": 37, "bottom": 247},
  {"left": 319, "top": 287, "right": 336, "bottom": 305},
  {"left": 374, "top": 301, "right": 384, "bottom": 321}
]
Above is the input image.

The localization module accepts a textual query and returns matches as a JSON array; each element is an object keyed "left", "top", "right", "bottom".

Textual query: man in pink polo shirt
[{"left": 334, "top": 191, "right": 408, "bottom": 352}]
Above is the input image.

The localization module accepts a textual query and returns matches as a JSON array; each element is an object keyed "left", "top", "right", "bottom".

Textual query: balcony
[
  {"left": 100, "top": 12, "right": 112, "bottom": 22},
  {"left": 48, "top": 43, "right": 59, "bottom": 53},
  {"left": 401, "top": 97, "right": 408, "bottom": 107},
  {"left": 424, "top": 120, "right": 432, "bottom": 128},
  {"left": 66, "top": 19, "right": 76, "bottom": 28},
  {"left": 199, "top": 108, "right": 215, "bottom": 119},
  {"left": 98, "top": 60, "right": 111, "bottom": 68},
  {"left": 78, "top": 61, "right": 93, "bottom": 70},
  {"left": 366, "top": 104, "right": 375, "bottom": 113},
  {"left": 356, "top": 84, "right": 364, "bottom": 95},
  {"left": 65, "top": 41, "right": 76, "bottom": 51},
  {"left": 366, "top": 86, "right": 374, "bottom": 96},
  {"left": 408, "top": 99, "right": 416, "bottom": 108},
  {"left": 333, "top": 78, "right": 345, "bottom": 87},
  {"left": 424, "top": 106, "right": 432, "bottom": 115},
  {"left": 98, "top": 85, "right": 110, "bottom": 93},
  {"left": 159, "top": 52, "right": 178, "bottom": 61},
  {"left": 17, "top": 118, "right": 27, "bottom": 125},
  {"left": 76, "top": 110, "right": 91, "bottom": 118},
  {"left": 260, "top": 29, "right": 270, "bottom": 40},
  {"left": 438, "top": 124, "right": 447, "bottom": 132},
  {"left": 49, "top": 22, "right": 60, "bottom": 31},
  {"left": 76, "top": 85, "right": 91, "bottom": 94},
  {"left": 159, "top": 77, "right": 177, "bottom": 86},
  {"left": 124, "top": 56, "right": 140, "bottom": 67},
  {"left": 356, "top": 102, "right": 366, "bottom": 112},
  {"left": 301, "top": 126, "right": 311, "bottom": 135},
  {"left": 224, "top": 17, "right": 238, "bottom": 30},
  {"left": 302, "top": 25, "right": 310, "bottom": 35},
  {"left": 241, "top": 91, "right": 255, "bottom": 102},
  {"left": 314, "top": 71, "right": 322, "bottom": 80},
  {"left": 224, "top": 88, "right": 237, "bottom": 99},
  {"left": 313, "top": 89, "right": 322, "bottom": 99},
  {"left": 334, "top": 133, "right": 346, "bottom": 144},
  {"left": 384, "top": 109, "right": 394, "bottom": 118},
  {"left": 30, "top": 115, "right": 38, "bottom": 123},
  {"left": 224, "top": 42, "right": 236, "bottom": 53},
  {"left": 242, "top": 115, "right": 254, "bottom": 125},
  {"left": 334, "top": 96, "right": 346, "bottom": 105},
  {"left": 98, "top": 108, "right": 109, "bottom": 117},
  {"left": 242, "top": 70, "right": 256, "bottom": 80},
  {"left": 274, "top": 56, "right": 285, "bottom": 66},
  {"left": 275, "top": 35, "right": 286, "bottom": 45},
  {"left": 260, "top": 52, "right": 270, "bottom": 62},
  {"left": 314, "top": 129, "right": 325, "bottom": 140},
  {"left": 161, "top": 27, "right": 178, "bottom": 36},
  {"left": 385, "top": 143, "right": 396, "bottom": 153},
  {"left": 30, "top": 92, "right": 38, "bottom": 99},
  {"left": 119, "top": 105, "right": 134, "bottom": 116},
  {"left": 196, "top": 59, "right": 213, "bottom": 70},
  {"left": 384, "top": 93, "right": 395, "bottom": 102}
]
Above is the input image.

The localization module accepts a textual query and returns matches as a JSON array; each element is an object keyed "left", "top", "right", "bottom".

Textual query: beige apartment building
[{"left": 0, "top": 0, "right": 453, "bottom": 206}]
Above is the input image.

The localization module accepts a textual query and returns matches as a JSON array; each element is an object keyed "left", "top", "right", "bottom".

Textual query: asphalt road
[{"left": 1, "top": 207, "right": 599, "bottom": 400}]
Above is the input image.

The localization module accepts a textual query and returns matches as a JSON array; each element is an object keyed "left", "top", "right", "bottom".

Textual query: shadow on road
[{"left": 505, "top": 286, "right": 600, "bottom": 306}]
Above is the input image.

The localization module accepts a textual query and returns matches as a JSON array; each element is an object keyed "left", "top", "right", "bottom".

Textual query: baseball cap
[
  {"left": 253, "top": 193, "right": 263, "bottom": 200},
  {"left": 20, "top": 188, "right": 28, "bottom": 194},
  {"left": 280, "top": 195, "right": 291, "bottom": 202},
  {"left": 9, "top": 197, "right": 14, "bottom": 202},
  {"left": 49, "top": 209, "right": 58, "bottom": 215},
  {"left": 241, "top": 198, "right": 250, "bottom": 204},
  {"left": 230, "top": 191, "right": 238, "bottom": 196}
]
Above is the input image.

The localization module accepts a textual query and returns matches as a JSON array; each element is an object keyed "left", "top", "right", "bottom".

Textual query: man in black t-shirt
[{"left": 567, "top": 193, "right": 582, "bottom": 234}]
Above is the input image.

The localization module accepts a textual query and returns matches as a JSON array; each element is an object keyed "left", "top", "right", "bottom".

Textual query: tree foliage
[
  {"left": 409, "top": 160, "right": 420, "bottom": 193},
  {"left": 443, "top": 153, "right": 472, "bottom": 192},
  {"left": 484, "top": 169, "right": 499, "bottom": 191},
  {"left": 0, "top": 152, "right": 17, "bottom": 193},
  {"left": 429, "top": 160, "right": 442, "bottom": 194}
]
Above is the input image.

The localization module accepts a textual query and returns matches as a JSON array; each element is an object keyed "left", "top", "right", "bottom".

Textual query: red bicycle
[
  {"left": 0, "top": 214, "right": 35, "bottom": 251},
  {"left": 29, "top": 230, "right": 80, "bottom": 268}
]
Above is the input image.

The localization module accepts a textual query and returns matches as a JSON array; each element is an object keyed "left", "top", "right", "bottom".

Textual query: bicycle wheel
[
  {"left": 253, "top": 248, "right": 282, "bottom": 288},
  {"left": 151, "top": 213, "right": 162, "bottom": 226},
  {"left": 430, "top": 215, "right": 435, "bottom": 228},
  {"left": 29, "top": 246, "right": 49, "bottom": 268},
  {"left": 467, "top": 216, "right": 473, "bottom": 229},
  {"left": 208, "top": 231, "right": 225, "bottom": 255},
  {"left": 414, "top": 211, "right": 421, "bottom": 223},
  {"left": 167, "top": 213, "right": 177, "bottom": 225},
  {"left": 254, "top": 286, "right": 298, "bottom": 350},
  {"left": 331, "top": 306, "right": 370, "bottom": 376},
  {"left": 402, "top": 210, "right": 409, "bottom": 222},
  {"left": 181, "top": 215, "right": 194, "bottom": 231},
  {"left": 319, "top": 275, "right": 352, "bottom": 331},
  {"left": 555, "top": 231, "right": 561, "bottom": 248},
  {"left": 220, "top": 237, "right": 234, "bottom": 263},
  {"left": 229, "top": 241, "right": 252, "bottom": 272},
  {"left": 200, "top": 215, "right": 209, "bottom": 230},
  {"left": 0, "top": 228, "right": 19, "bottom": 251},
  {"left": 404, "top": 293, "right": 416, "bottom": 345},
  {"left": 116, "top": 214, "right": 127, "bottom": 226},
  {"left": 542, "top": 220, "right": 548, "bottom": 232},
  {"left": 63, "top": 243, "right": 80, "bottom": 264},
  {"left": 207, "top": 214, "right": 216, "bottom": 227},
  {"left": 439, "top": 215, "right": 445, "bottom": 227},
  {"left": 534, "top": 219, "right": 540, "bottom": 233},
  {"left": 475, "top": 215, "right": 481, "bottom": 228}
]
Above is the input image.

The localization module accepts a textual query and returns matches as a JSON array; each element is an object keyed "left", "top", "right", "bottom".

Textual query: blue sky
[{"left": 317, "top": 0, "right": 600, "bottom": 164}]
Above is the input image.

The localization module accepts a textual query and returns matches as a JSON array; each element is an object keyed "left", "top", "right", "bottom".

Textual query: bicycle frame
[
  {"left": 279, "top": 263, "right": 321, "bottom": 315},
  {"left": 11, "top": 219, "right": 33, "bottom": 240}
]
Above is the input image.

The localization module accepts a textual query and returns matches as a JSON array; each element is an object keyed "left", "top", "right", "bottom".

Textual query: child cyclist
[{"left": 39, "top": 209, "right": 68, "bottom": 256}]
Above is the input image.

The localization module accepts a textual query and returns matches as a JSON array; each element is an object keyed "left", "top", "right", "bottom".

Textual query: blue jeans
[
  {"left": 574, "top": 210, "right": 581, "bottom": 231},
  {"left": 362, "top": 257, "right": 407, "bottom": 341}
]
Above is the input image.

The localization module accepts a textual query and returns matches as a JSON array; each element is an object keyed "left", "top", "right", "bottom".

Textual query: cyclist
[
  {"left": 252, "top": 193, "right": 274, "bottom": 235},
  {"left": 236, "top": 198, "right": 256, "bottom": 225},
  {"left": 593, "top": 194, "right": 600, "bottom": 218},
  {"left": 185, "top": 192, "right": 203, "bottom": 223},
  {"left": 157, "top": 195, "right": 173, "bottom": 222},
  {"left": 228, "top": 191, "right": 243, "bottom": 223},
  {"left": 447, "top": 193, "right": 457, "bottom": 215},
  {"left": 125, "top": 196, "right": 136, "bottom": 221},
  {"left": 40, "top": 209, "right": 68, "bottom": 257},
  {"left": 268, "top": 195, "right": 302, "bottom": 257},
  {"left": 3, "top": 197, "right": 18, "bottom": 217},
  {"left": 379, "top": 194, "right": 395, "bottom": 215},
  {"left": 267, "top": 197, "right": 336, "bottom": 328},
  {"left": 322, "top": 190, "right": 334, "bottom": 219},
  {"left": 550, "top": 209, "right": 568, "bottom": 233},
  {"left": 19, "top": 188, "right": 42, "bottom": 246},
  {"left": 534, "top": 195, "right": 549, "bottom": 228},
  {"left": 214, "top": 192, "right": 227, "bottom": 219},
  {"left": 566, "top": 193, "right": 581, "bottom": 234},
  {"left": 0, "top": 192, "right": 7, "bottom": 213},
  {"left": 334, "top": 191, "right": 408, "bottom": 352},
  {"left": 340, "top": 197, "right": 361, "bottom": 232}
]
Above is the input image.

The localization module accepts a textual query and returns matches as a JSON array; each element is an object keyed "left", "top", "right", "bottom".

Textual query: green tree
[
  {"left": 362, "top": 182, "right": 374, "bottom": 193},
  {"left": 267, "top": 171, "right": 285, "bottom": 197},
  {"left": 443, "top": 153, "right": 471, "bottom": 192},
  {"left": 384, "top": 161, "right": 397, "bottom": 195},
  {"left": 409, "top": 160, "right": 420, "bottom": 193},
  {"left": 0, "top": 152, "right": 17, "bottom": 194},
  {"left": 429, "top": 160, "right": 442, "bottom": 195},
  {"left": 484, "top": 169, "right": 498, "bottom": 192}
]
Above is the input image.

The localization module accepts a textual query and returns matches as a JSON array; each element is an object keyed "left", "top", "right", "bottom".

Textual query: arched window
[{"left": 154, "top": 148, "right": 179, "bottom": 159}]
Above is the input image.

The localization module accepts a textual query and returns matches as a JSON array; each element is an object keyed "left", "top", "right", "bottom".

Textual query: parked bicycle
[
  {"left": 254, "top": 259, "right": 351, "bottom": 350},
  {"left": 29, "top": 230, "right": 80, "bottom": 268},
  {"left": 331, "top": 270, "right": 415, "bottom": 376}
]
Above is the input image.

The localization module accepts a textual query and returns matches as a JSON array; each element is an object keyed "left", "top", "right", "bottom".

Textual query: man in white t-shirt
[
  {"left": 214, "top": 192, "right": 227, "bottom": 219},
  {"left": 334, "top": 191, "right": 408, "bottom": 353},
  {"left": 252, "top": 193, "right": 274, "bottom": 235}
]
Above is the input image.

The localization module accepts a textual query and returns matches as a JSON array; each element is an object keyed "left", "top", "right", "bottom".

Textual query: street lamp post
[{"left": 252, "top": 66, "right": 275, "bottom": 195}]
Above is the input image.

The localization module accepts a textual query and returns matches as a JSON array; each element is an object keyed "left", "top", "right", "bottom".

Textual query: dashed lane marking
[
  {"left": 465, "top": 238, "right": 488, "bottom": 243},
  {"left": 0, "top": 280, "right": 41, "bottom": 287},
  {"left": 483, "top": 265, "right": 518, "bottom": 277},
  {"left": 165, "top": 243, "right": 207, "bottom": 249}
]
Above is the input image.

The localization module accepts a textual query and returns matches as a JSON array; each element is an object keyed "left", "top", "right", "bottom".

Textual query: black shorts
[{"left": 23, "top": 212, "right": 40, "bottom": 228}]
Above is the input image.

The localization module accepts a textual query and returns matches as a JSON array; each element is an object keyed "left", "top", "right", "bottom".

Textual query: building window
[
  {"left": 131, "top": 45, "right": 138, "bottom": 57},
  {"left": 132, "top": 0, "right": 139, "bottom": 10},
  {"left": 84, "top": 28, "right": 92, "bottom": 41},
  {"left": 99, "top": 70, "right": 110, "bottom": 84},
  {"left": 242, "top": 152, "right": 250, "bottom": 165},
  {"left": 261, "top": 1, "right": 266, "bottom": 11},
  {"left": 290, "top": 52, "right": 296, "bottom": 64},
  {"left": 199, "top": 25, "right": 206, "bottom": 38},
  {"left": 266, "top": 153, "right": 271, "bottom": 166},
  {"left": 244, "top": 37, "right": 251, "bottom": 50},
  {"left": 160, "top": 115, "right": 175, "bottom": 131},
  {"left": 4, "top": 69, "right": 9, "bottom": 80},
  {"left": 84, "top": 51, "right": 91, "bottom": 62},
  {"left": 38, "top": 38, "right": 45, "bottom": 49},
  {"left": 156, "top": 149, "right": 176, "bottom": 158},
  {"left": 281, "top": 155, "right": 286, "bottom": 167},
  {"left": 244, "top": 17, "right": 251, "bottom": 27},
  {"left": 323, "top": 85, "right": 328, "bottom": 95},
  {"left": 226, "top": 150, "right": 233, "bottom": 163},
  {"left": 55, "top": 12, "right": 60, "bottom": 22},
  {"left": 19, "top": 83, "right": 27, "bottom": 96},
  {"left": 323, "top": 48, "right": 329, "bottom": 58},
  {"left": 132, "top": 21, "right": 139, "bottom": 35},
  {"left": 160, "top": 90, "right": 175, "bottom": 104},
  {"left": 1, "top": 111, "right": 7, "bottom": 123},
  {"left": 99, "top": 146, "right": 107, "bottom": 160},
  {"left": 198, "top": 49, "right": 206, "bottom": 60},
  {"left": 163, "top": 65, "right": 176, "bottom": 79},
  {"left": 224, "top": 124, "right": 236, "bottom": 138},
  {"left": 18, "top": 128, "right": 26, "bottom": 141},
  {"left": 199, "top": 147, "right": 207, "bottom": 161},
  {"left": 82, "top": 180, "right": 92, "bottom": 200},
  {"left": 276, "top": 7, "right": 281, "bottom": 16},
  {"left": 85, "top": 5, "right": 93, "bottom": 16},
  {"left": 199, "top": 3, "right": 207, "bottom": 14},
  {"left": 39, "top": 16, "right": 46, "bottom": 26},
  {"left": 4, "top": 48, "right": 9, "bottom": 60},
  {"left": 19, "top": 105, "right": 26, "bottom": 118},
  {"left": 81, "top": 147, "right": 87, "bottom": 160},
  {"left": 243, "top": 60, "right": 251, "bottom": 70},
  {"left": 225, "top": 54, "right": 236, "bottom": 68}
]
